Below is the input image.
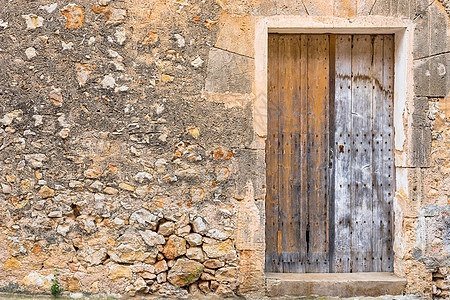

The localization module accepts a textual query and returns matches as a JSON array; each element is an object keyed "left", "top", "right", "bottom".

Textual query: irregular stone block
[
  {"left": 23, "top": 272, "right": 53, "bottom": 288},
  {"left": 109, "top": 264, "right": 132, "bottom": 281},
  {"left": 158, "top": 222, "right": 175, "bottom": 236},
  {"left": 167, "top": 259, "right": 204, "bottom": 286},
  {"left": 61, "top": 4, "right": 85, "bottom": 28},
  {"left": 39, "top": 186, "right": 55, "bottom": 198},
  {"left": 186, "top": 247, "right": 205, "bottom": 261},
  {"left": 202, "top": 239, "right": 234, "bottom": 258},
  {"left": 185, "top": 233, "right": 202, "bottom": 246},
  {"left": 162, "top": 235, "right": 186, "bottom": 260},
  {"left": 22, "top": 14, "right": 43, "bottom": 30},
  {"left": 203, "top": 259, "right": 224, "bottom": 269},
  {"left": 155, "top": 260, "right": 168, "bottom": 274},
  {"left": 4, "top": 257, "right": 20, "bottom": 270},
  {"left": 215, "top": 267, "right": 238, "bottom": 283},
  {"left": 92, "top": 5, "right": 127, "bottom": 25},
  {"left": 139, "top": 230, "right": 165, "bottom": 247},
  {"left": 129, "top": 209, "right": 160, "bottom": 227},
  {"left": 191, "top": 217, "right": 207, "bottom": 234}
]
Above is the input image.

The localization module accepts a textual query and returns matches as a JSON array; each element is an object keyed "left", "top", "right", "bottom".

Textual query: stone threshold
[{"left": 265, "top": 272, "right": 407, "bottom": 298}]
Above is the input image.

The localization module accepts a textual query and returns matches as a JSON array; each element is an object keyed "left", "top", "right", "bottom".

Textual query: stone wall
[{"left": 0, "top": 0, "right": 448, "bottom": 297}]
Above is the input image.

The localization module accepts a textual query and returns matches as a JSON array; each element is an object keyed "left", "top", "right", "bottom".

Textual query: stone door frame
[{"left": 252, "top": 15, "right": 415, "bottom": 277}]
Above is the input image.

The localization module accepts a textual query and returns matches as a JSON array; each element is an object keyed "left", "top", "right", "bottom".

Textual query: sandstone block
[
  {"left": 186, "top": 247, "right": 205, "bottom": 261},
  {"left": 133, "top": 277, "right": 147, "bottom": 291},
  {"left": 162, "top": 235, "right": 186, "bottom": 260},
  {"left": 23, "top": 272, "right": 53, "bottom": 289},
  {"left": 4, "top": 257, "right": 20, "bottom": 270},
  {"left": 92, "top": 5, "right": 127, "bottom": 25},
  {"left": 176, "top": 225, "right": 191, "bottom": 237},
  {"left": 129, "top": 209, "right": 160, "bottom": 227},
  {"left": 215, "top": 266, "right": 237, "bottom": 283},
  {"left": 216, "top": 14, "right": 254, "bottom": 58},
  {"left": 191, "top": 217, "right": 207, "bottom": 234},
  {"left": 198, "top": 281, "right": 209, "bottom": 293},
  {"left": 167, "top": 259, "right": 204, "bottom": 287},
  {"left": 157, "top": 272, "right": 167, "bottom": 283},
  {"left": 109, "top": 244, "right": 148, "bottom": 263},
  {"left": 139, "top": 272, "right": 156, "bottom": 280},
  {"left": 104, "top": 187, "right": 119, "bottom": 194},
  {"left": 210, "top": 280, "right": 219, "bottom": 291},
  {"left": 119, "top": 182, "right": 135, "bottom": 192},
  {"left": 109, "top": 264, "right": 132, "bottom": 281},
  {"left": 158, "top": 222, "right": 175, "bottom": 236},
  {"left": 206, "top": 228, "right": 228, "bottom": 240},
  {"left": 205, "top": 48, "right": 253, "bottom": 94},
  {"left": 201, "top": 272, "right": 215, "bottom": 281},
  {"left": 139, "top": 230, "right": 165, "bottom": 247},
  {"left": 39, "top": 186, "right": 54, "bottom": 198},
  {"left": 84, "top": 168, "right": 100, "bottom": 179},
  {"left": 155, "top": 260, "right": 168, "bottom": 274},
  {"left": 216, "top": 283, "right": 234, "bottom": 297},
  {"left": 61, "top": 4, "right": 85, "bottom": 28},
  {"left": 203, "top": 259, "right": 224, "bottom": 269},
  {"left": 185, "top": 233, "right": 202, "bottom": 246},
  {"left": 202, "top": 239, "right": 234, "bottom": 258}
]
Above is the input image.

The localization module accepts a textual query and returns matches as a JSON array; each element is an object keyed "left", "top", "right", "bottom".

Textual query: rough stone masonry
[{"left": 0, "top": 0, "right": 448, "bottom": 298}]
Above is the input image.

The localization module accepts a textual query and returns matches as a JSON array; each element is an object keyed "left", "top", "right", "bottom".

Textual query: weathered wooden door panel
[
  {"left": 266, "top": 34, "right": 330, "bottom": 273},
  {"left": 333, "top": 35, "right": 395, "bottom": 273},
  {"left": 306, "top": 35, "right": 330, "bottom": 273},
  {"left": 266, "top": 33, "right": 395, "bottom": 273}
]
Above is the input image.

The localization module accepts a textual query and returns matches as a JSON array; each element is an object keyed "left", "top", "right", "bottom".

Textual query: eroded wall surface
[{"left": 0, "top": 0, "right": 448, "bottom": 297}]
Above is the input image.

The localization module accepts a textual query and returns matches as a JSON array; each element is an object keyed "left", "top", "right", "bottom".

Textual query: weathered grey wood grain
[
  {"left": 381, "top": 35, "right": 395, "bottom": 272},
  {"left": 350, "top": 35, "right": 373, "bottom": 272},
  {"left": 333, "top": 34, "right": 353, "bottom": 273},
  {"left": 372, "top": 34, "right": 384, "bottom": 272}
]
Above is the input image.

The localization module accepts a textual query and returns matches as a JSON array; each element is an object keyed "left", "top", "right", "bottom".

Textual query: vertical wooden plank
[
  {"left": 381, "top": 34, "right": 395, "bottom": 272},
  {"left": 277, "top": 34, "right": 303, "bottom": 272},
  {"left": 351, "top": 35, "right": 374, "bottom": 272},
  {"left": 265, "top": 33, "right": 282, "bottom": 272},
  {"left": 289, "top": 34, "right": 305, "bottom": 273},
  {"left": 333, "top": 34, "right": 353, "bottom": 273},
  {"left": 299, "top": 34, "right": 309, "bottom": 272},
  {"left": 277, "top": 34, "right": 289, "bottom": 271},
  {"left": 328, "top": 34, "right": 336, "bottom": 273},
  {"left": 277, "top": 34, "right": 290, "bottom": 271},
  {"left": 371, "top": 35, "right": 384, "bottom": 272},
  {"left": 306, "top": 34, "right": 330, "bottom": 273}
]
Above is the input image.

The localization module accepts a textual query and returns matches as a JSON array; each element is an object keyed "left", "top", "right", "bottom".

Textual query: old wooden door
[{"left": 265, "top": 34, "right": 394, "bottom": 273}]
